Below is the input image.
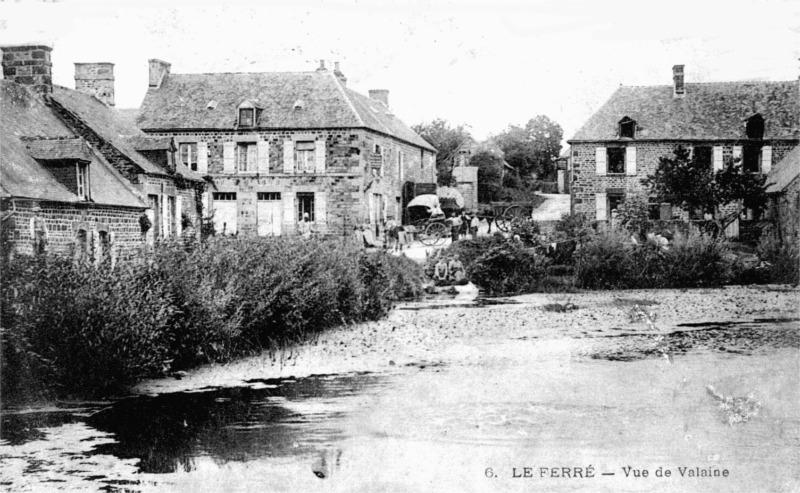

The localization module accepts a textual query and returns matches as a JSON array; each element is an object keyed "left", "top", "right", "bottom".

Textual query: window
[
  {"left": 213, "top": 192, "right": 237, "bottom": 201},
  {"left": 98, "top": 231, "right": 111, "bottom": 265},
  {"left": 295, "top": 141, "right": 316, "bottom": 173},
  {"left": 607, "top": 148, "right": 625, "bottom": 174},
  {"left": 168, "top": 196, "right": 176, "bottom": 236},
  {"left": 693, "top": 146, "right": 713, "bottom": 169},
  {"left": 619, "top": 117, "right": 636, "bottom": 139},
  {"left": 179, "top": 143, "right": 198, "bottom": 171},
  {"left": 239, "top": 108, "right": 255, "bottom": 127},
  {"left": 76, "top": 163, "right": 89, "bottom": 200},
  {"left": 746, "top": 114, "right": 764, "bottom": 140},
  {"left": 75, "top": 229, "right": 88, "bottom": 263},
  {"left": 297, "top": 192, "right": 315, "bottom": 221},
  {"left": 743, "top": 145, "right": 761, "bottom": 173},
  {"left": 608, "top": 194, "right": 624, "bottom": 219},
  {"left": 257, "top": 192, "right": 281, "bottom": 201},
  {"left": 236, "top": 143, "right": 256, "bottom": 172}
]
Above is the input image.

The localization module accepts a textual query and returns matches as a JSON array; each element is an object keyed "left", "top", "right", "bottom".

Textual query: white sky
[{"left": 1, "top": 0, "right": 798, "bottom": 143}]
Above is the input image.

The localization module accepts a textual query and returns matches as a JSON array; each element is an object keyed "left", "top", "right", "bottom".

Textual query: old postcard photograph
[{"left": 0, "top": 0, "right": 798, "bottom": 491}]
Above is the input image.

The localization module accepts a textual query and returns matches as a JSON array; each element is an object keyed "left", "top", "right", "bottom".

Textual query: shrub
[
  {"left": 753, "top": 234, "right": 800, "bottom": 285},
  {"left": 424, "top": 235, "right": 506, "bottom": 279},
  {"left": 509, "top": 217, "right": 540, "bottom": 245},
  {"left": 470, "top": 241, "right": 548, "bottom": 294},
  {"left": 1, "top": 236, "right": 424, "bottom": 402}
]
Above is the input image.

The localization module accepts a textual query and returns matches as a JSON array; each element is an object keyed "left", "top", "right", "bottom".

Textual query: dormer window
[
  {"left": 239, "top": 108, "right": 255, "bottom": 127},
  {"left": 619, "top": 117, "right": 636, "bottom": 139},
  {"left": 76, "top": 162, "right": 90, "bottom": 200},
  {"left": 746, "top": 114, "right": 764, "bottom": 140}
]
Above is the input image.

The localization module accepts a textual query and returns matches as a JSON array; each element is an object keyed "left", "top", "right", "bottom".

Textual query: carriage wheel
[
  {"left": 420, "top": 222, "right": 447, "bottom": 246},
  {"left": 496, "top": 205, "right": 526, "bottom": 232}
]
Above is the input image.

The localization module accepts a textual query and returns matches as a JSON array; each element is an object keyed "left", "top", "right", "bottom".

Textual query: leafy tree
[
  {"left": 411, "top": 118, "right": 471, "bottom": 185},
  {"left": 470, "top": 150, "right": 504, "bottom": 203},
  {"left": 642, "top": 146, "right": 768, "bottom": 219},
  {"left": 493, "top": 115, "right": 563, "bottom": 179}
]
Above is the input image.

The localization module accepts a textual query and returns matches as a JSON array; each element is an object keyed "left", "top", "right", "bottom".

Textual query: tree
[
  {"left": 493, "top": 116, "right": 563, "bottom": 180},
  {"left": 411, "top": 119, "right": 471, "bottom": 185},
  {"left": 470, "top": 150, "right": 504, "bottom": 203},
  {"left": 642, "top": 146, "right": 768, "bottom": 219}
]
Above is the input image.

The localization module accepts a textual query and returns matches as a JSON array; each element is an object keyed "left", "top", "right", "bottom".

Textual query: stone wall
[
  {"left": 1, "top": 199, "right": 144, "bottom": 262},
  {"left": 1, "top": 45, "right": 52, "bottom": 94},
  {"left": 146, "top": 127, "right": 437, "bottom": 236},
  {"left": 772, "top": 175, "right": 800, "bottom": 243},
  {"left": 570, "top": 140, "right": 797, "bottom": 219}
]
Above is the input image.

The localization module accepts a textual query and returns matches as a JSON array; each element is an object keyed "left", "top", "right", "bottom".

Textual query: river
[{"left": 2, "top": 287, "right": 799, "bottom": 492}]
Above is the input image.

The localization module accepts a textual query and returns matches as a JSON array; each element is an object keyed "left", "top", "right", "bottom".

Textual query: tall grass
[{"left": 1, "top": 237, "right": 423, "bottom": 401}]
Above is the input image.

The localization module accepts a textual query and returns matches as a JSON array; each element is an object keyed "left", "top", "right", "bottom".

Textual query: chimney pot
[
  {"left": 74, "top": 62, "right": 115, "bottom": 106},
  {"left": 673, "top": 64, "right": 685, "bottom": 98},
  {"left": 1, "top": 44, "right": 53, "bottom": 94},
  {"left": 369, "top": 89, "right": 389, "bottom": 108},
  {"left": 148, "top": 59, "right": 171, "bottom": 88}
]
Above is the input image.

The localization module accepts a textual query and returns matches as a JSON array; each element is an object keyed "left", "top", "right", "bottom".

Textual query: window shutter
[
  {"left": 108, "top": 232, "right": 117, "bottom": 268},
  {"left": 176, "top": 196, "right": 183, "bottom": 236},
  {"left": 713, "top": 146, "right": 723, "bottom": 171},
  {"left": 761, "top": 146, "right": 772, "bottom": 174},
  {"left": 197, "top": 142, "right": 208, "bottom": 174},
  {"left": 282, "top": 191, "right": 295, "bottom": 227},
  {"left": 315, "top": 192, "right": 327, "bottom": 227},
  {"left": 595, "top": 147, "right": 607, "bottom": 176},
  {"left": 382, "top": 195, "right": 388, "bottom": 222},
  {"left": 28, "top": 217, "right": 35, "bottom": 239},
  {"left": 625, "top": 147, "right": 637, "bottom": 175},
  {"left": 733, "top": 146, "right": 742, "bottom": 164},
  {"left": 92, "top": 230, "right": 101, "bottom": 265},
  {"left": 162, "top": 195, "right": 170, "bottom": 237},
  {"left": 223, "top": 142, "right": 235, "bottom": 174},
  {"left": 257, "top": 141, "right": 270, "bottom": 174},
  {"left": 595, "top": 193, "right": 608, "bottom": 221},
  {"left": 315, "top": 140, "right": 326, "bottom": 173},
  {"left": 283, "top": 140, "right": 294, "bottom": 173}
]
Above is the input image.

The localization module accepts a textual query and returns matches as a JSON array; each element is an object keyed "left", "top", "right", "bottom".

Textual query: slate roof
[
  {"left": 765, "top": 145, "right": 800, "bottom": 194},
  {"left": 50, "top": 86, "right": 169, "bottom": 176},
  {"left": 570, "top": 81, "right": 800, "bottom": 142},
  {"left": 137, "top": 70, "right": 436, "bottom": 152},
  {"left": 0, "top": 80, "right": 146, "bottom": 208},
  {"left": 127, "top": 134, "right": 174, "bottom": 151},
  {"left": 24, "top": 138, "right": 94, "bottom": 162}
]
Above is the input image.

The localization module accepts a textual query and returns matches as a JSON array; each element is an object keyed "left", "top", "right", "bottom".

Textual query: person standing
[
  {"left": 470, "top": 214, "right": 480, "bottom": 238},
  {"left": 449, "top": 212, "right": 462, "bottom": 243},
  {"left": 299, "top": 212, "right": 313, "bottom": 239}
]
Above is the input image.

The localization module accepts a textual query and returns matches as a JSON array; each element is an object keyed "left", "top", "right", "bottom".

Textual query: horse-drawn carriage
[{"left": 487, "top": 201, "right": 537, "bottom": 232}]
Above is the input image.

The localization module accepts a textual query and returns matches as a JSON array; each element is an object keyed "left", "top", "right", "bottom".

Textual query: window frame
[
  {"left": 236, "top": 142, "right": 257, "bottom": 173},
  {"left": 606, "top": 147, "right": 626, "bottom": 174},
  {"left": 693, "top": 146, "right": 713, "bottom": 170},
  {"left": 76, "top": 162, "right": 90, "bottom": 201},
  {"left": 238, "top": 108, "right": 255, "bottom": 127},
  {"left": 178, "top": 142, "right": 198, "bottom": 171},
  {"left": 742, "top": 144, "right": 762, "bottom": 173},
  {"left": 619, "top": 118, "right": 636, "bottom": 139},
  {"left": 295, "top": 141, "right": 316, "bottom": 173},
  {"left": 297, "top": 192, "right": 315, "bottom": 222}
]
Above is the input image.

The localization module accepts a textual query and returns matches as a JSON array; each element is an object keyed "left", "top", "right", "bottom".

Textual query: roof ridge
[
  {"left": 621, "top": 79, "right": 796, "bottom": 89},
  {"left": 332, "top": 73, "right": 366, "bottom": 128},
  {"left": 169, "top": 70, "right": 320, "bottom": 76}
]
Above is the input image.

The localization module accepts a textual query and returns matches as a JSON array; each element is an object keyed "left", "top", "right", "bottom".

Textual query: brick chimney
[
  {"left": 148, "top": 59, "right": 171, "bottom": 88},
  {"left": 673, "top": 64, "right": 685, "bottom": 98},
  {"left": 316, "top": 59, "right": 327, "bottom": 72},
  {"left": 369, "top": 89, "right": 389, "bottom": 107},
  {"left": 1, "top": 44, "right": 53, "bottom": 94},
  {"left": 333, "top": 61, "right": 347, "bottom": 86},
  {"left": 74, "top": 62, "right": 115, "bottom": 106}
]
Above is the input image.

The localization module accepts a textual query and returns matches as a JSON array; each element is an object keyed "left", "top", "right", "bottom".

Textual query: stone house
[
  {"left": 765, "top": 146, "right": 799, "bottom": 243},
  {"left": 135, "top": 60, "right": 437, "bottom": 237},
  {"left": 567, "top": 65, "right": 799, "bottom": 228},
  {"left": 0, "top": 44, "right": 205, "bottom": 262}
]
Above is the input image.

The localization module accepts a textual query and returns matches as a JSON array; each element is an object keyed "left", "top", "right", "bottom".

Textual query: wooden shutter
[
  {"left": 315, "top": 140, "right": 326, "bottom": 173},
  {"left": 713, "top": 146, "right": 723, "bottom": 171},
  {"left": 197, "top": 142, "right": 208, "bottom": 174},
  {"left": 108, "top": 232, "right": 117, "bottom": 268},
  {"left": 595, "top": 193, "right": 608, "bottom": 221},
  {"left": 283, "top": 140, "right": 294, "bottom": 173},
  {"left": 282, "top": 191, "right": 295, "bottom": 226},
  {"left": 595, "top": 147, "right": 607, "bottom": 176},
  {"left": 315, "top": 192, "right": 327, "bottom": 227},
  {"left": 761, "top": 146, "right": 772, "bottom": 174},
  {"left": 92, "top": 230, "right": 101, "bottom": 265},
  {"left": 223, "top": 142, "right": 235, "bottom": 173},
  {"left": 176, "top": 196, "right": 183, "bottom": 236},
  {"left": 732, "top": 146, "right": 742, "bottom": 164},
  {"left": 257, "top": 141, "right": 270, "bottom": 174},
  {"left": 162, "top": 195, "right": 170, "bottom": 237},
  {"left": 625, "top": 147, "right": 637, "bottom": 175}
]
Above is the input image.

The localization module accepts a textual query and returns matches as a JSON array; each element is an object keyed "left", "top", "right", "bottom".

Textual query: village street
[{"left": 2, "top": 285, "right": 798, "bottom": 492}]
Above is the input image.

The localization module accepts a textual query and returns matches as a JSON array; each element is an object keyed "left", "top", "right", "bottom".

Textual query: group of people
[
  {"left": 448, "top": 212, "right": 481, "bottom": 242},
  {"left": 433, "top": 254, "right": 467, "bottom": 286}
]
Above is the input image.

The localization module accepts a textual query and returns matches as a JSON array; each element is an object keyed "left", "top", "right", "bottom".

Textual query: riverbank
[{"left": 135, "top": 284, "right": 798, "bottom": 396}]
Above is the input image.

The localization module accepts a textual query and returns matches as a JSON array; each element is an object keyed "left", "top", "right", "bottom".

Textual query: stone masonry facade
[
  {"left": 146, "top": 127, "right": 436, "bottom": 237},
  {"left": 570, "top": 141, "right": 797, "bottom": 220}
]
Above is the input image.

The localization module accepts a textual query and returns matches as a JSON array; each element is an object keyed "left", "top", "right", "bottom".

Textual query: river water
[{"left": 1, "top": 303, "right": 798, "bottom": 492}]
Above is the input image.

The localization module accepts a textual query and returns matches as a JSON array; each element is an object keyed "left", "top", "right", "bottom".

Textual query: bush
[
  {"left": 1, "top": 237, "right": 424, "bottom": 402},
  {"left": 470, "top": 241, "right": 548, "bottom": 294},
  {"left": 509, "top": 217, "right": 540, "bottom": 245},
  {"left": 424, "top": 235, "right": 506, "bottom": 279},
  {"left": 753, "top": 234, "right": 800, "bottom": 285},
  {"left": 575, "top": 230, "right": 731, "bottom": 289}
]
